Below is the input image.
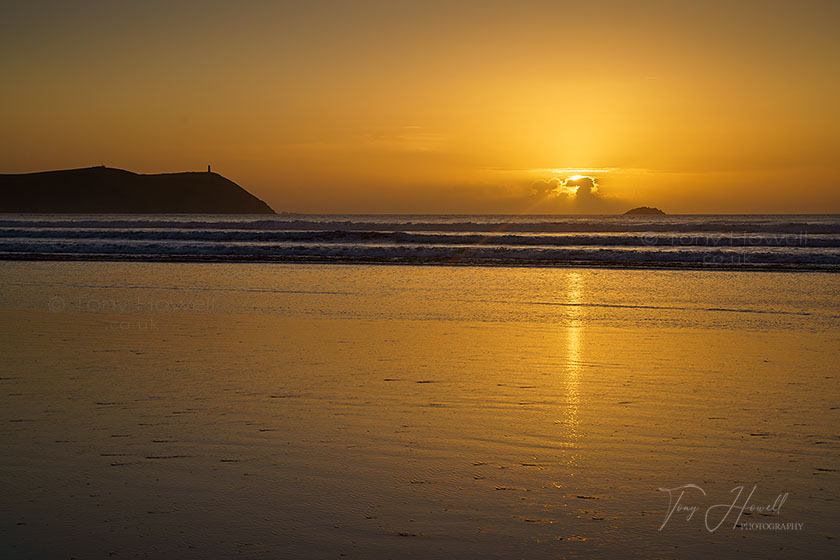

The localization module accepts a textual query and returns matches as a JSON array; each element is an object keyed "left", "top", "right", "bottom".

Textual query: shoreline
[{"left": 1, "top": 252, "right": 837, "bottom": 272}]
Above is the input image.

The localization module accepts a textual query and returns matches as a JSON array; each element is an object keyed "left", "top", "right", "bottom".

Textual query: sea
[
  {"left": 1, "top": 214, "right": 838, "bottom": 559},
  {"left": 1, "top": 213, "right": 839, "bottom": 270}
]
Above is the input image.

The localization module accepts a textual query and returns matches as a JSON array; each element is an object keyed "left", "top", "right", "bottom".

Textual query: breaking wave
[{"left": 1, "top": 214, "right": 838, "bottom": 270}]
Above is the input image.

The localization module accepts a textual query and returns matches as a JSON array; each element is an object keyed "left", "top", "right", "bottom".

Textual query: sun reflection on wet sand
[{"left": 557, "top": 271, "right": 583, "bottom": 469}]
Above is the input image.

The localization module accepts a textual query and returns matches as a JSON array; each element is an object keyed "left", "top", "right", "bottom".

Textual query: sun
[{"left": 566, "top": 174, "right": 586, "bottom": 181}]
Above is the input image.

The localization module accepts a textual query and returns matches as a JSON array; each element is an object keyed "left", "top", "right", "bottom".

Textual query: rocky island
[
  {"left": 0, "top": 166, "right": 275, "bottom": 214},
  {"left": 624, "top": 206, "right": 666, "bottom": 215}
]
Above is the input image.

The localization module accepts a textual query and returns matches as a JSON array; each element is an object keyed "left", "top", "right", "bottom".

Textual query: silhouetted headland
[
  {"left": 0, "top": 166, "right": 275, "bottom": 214},
  {"left": 624, "top": 206, "right": 666, "bottom": 215}
]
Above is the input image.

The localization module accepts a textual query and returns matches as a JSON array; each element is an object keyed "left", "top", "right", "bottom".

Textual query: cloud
[
  {"left": 360, "top": 126, "right": 446, "bottom": 153},
  {"left": 531, "top": 175, "right": 600, "bottom": 198},
  {"left": 531, "top": 177, "right": 564, "bottom": 196},
  {"left": 516, "top": 174, "right": 630, "bottom": 213},
  {"left": 563, "top": 175, "right": 599, "bottom": 196}
]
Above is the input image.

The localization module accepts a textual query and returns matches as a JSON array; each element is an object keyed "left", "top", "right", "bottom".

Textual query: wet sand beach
[{"left": 1, "top": 262, "right": 838, "bottom": 558}]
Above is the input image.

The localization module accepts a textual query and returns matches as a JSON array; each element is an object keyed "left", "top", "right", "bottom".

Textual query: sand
[{"left": 1, "top": 262, "right": 838, "bottom": 558}]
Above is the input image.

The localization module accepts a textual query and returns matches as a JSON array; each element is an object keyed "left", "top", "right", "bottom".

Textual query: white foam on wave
[{"left": 1, "top": 214, "right": 839, "bottom": 269}]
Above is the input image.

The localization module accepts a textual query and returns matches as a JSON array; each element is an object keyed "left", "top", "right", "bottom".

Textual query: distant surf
[{"left": 0, "top": 214, "right": 838, "bottom": 270}]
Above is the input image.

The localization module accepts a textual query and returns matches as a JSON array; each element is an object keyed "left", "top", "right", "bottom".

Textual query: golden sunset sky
[{"left": 1, "top": 0, "right": 838, "bottom": 213}]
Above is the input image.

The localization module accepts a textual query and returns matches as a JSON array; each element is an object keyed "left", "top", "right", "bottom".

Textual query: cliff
[{"left": 0, "top": 166, "right": 275, "bottom": 214}]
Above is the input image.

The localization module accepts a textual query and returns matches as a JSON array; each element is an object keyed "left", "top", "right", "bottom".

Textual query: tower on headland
[{"left": 207, "top": 164, "right": 211, "bottom": 173}]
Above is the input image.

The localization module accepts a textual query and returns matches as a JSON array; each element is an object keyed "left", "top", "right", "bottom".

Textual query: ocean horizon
[{"left": 2, "top": 213, "right": 839, "bottom": 271}]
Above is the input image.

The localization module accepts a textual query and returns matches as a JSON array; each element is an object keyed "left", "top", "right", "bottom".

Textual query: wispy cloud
[
  {"left": 532, "top": 167, "right": 617, "bottom": 175},
  {"left": 360, "top": 126, "right": 446, "bottom": 153}
]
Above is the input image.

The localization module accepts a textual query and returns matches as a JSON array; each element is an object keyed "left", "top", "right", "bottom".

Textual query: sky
[{"left": 1, "top": 0, "right": 838, "bottom": 213}]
